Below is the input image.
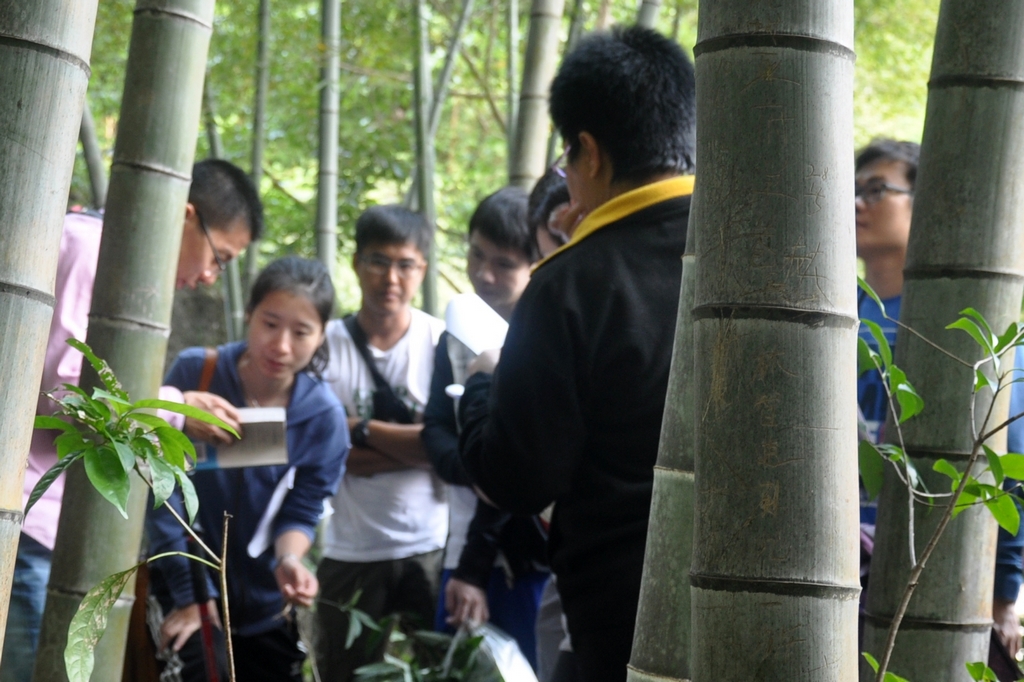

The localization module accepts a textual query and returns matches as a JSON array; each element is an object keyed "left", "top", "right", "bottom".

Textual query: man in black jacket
[{"left": 458, "top": 26, "right": 696, "bottom": 682}]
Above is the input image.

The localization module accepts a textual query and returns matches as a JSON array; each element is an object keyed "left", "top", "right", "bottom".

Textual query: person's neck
[
  {"left": 863, "top": 250, "right": 906, "bottom": 300},
  {"left": 357, "top": 305, "right": 412, "bottom": 351},
  {"left": 237, "top": 352, "right": 293, "bottom": 407},
  {"left": 604, "top": 171, "right": 681, "bottom": 204}
]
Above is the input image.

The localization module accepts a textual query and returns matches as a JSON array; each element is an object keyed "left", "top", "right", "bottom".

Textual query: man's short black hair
[
  {"left": 355, "top": 204, "right": 433, "bottom": 256},
  {"left": 469, "top": 186, "right": 537, "bottom": 263},
  {"left": 855, "top": 138, "right": 920, "bottom": 189},
  {"left": 189, "top": 159, "right": 264, "bottom": 240},
  {"left": 528, "top": 169, "right": 570, "bottom": 249},
  {"left": 549, "top": 25, "right": 696, "bottom": 183}
]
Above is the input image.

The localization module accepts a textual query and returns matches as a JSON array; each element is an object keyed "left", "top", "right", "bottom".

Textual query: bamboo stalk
[
  {"left": 861, "top": 2, "right": 1024, "bottom": 678},
  {"left": 414, "top": 0, "right": 439, "bottom": 316},
  {"left": 315, "top": 0, "right": 340, "bottom": 277},
  {"left": 689, "top": 1, "right": 859, "bottom": 678},
  {"left": 246, "top": 0, "right": 270, "bottom": 293},
  {"left": 0, "top": 0, "right": 98, "bottom": 658},
  {"left": 32, "top": 2, "right": 215, "bottom": 679},
  {"left": 80, "top": 96, "right": 108, "bottom": 209},
  {"left": 636, "top": 0, "right": 661, "bottom": 28},
  {"left": 506, "top": 0, "right": 520, "bottom": 172},
  {"left": 508, "top": 0, "right": 566, "bottom": 190}
]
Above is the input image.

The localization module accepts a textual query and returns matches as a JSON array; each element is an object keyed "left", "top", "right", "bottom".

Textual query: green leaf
[
  {"left": 933, "top": 458, "right": 962, "bottom": 490},
  {"left": 947, "top": 317, "right": 994, "bottom": 356},
  {"left": 960, "top": 308, "right": 995, "bottom": 344},
  {"left": 986, "top": 494, "right": 1020, "bottom": 535},
  {"left": 953, "top": 490, "right": 978, "bottom": 518},
  {"left": 83, "top": 447, "right": 130, "bottom": 519},
  {"left": 131, "top": 399, "right": 239, "bottom": 438},
  {"left": 858, "top": 278, "right": 887, "bottom": 318},
  {"left": 173, "top": 469, "right": 199, "bottom": 524},
  {"left": 859, "top": 441, "right": 885, "bottom": 500},
  {"left": 25, "top": 450, "right": 86, "bottom": 516},
  {"left": 862, "top": 319, "right": 893, "bottom": 370},
  {"left": 34, "top": 415, "right": 76, "bottom": 433},
  {"left": 154, "top": 426, "right": 195, "bottom": 468},
  {"left": 66, "top": 338, "right": 129, "bottom": 402},
  {"left": 346, "top": 610, "right": 363, "bottom": 649},
  {"left": 862, "top": 652, "right": 880, "bottom": 673},
  {"left": 858, "top": 337, "right": 882, "bottom": 378},
  {"left": 1001, "top": 453, "right": 1024, "bottom": 480},
  {"left": 889, "top": 366, "right": 924, "bottom": 424},
  {"left": 129, "top": 412, "right": 173, "bottom": 431},
  {"left": 974, "top": 369, "right": 991, "bottom": 393},
  {"left": 55, "top": 431, "right": 88, "bottom": 460},
  {"left": 91, "top": 388, "right": 131, "bottom": 414},
  {"left": 112, "top": 442, "right": 137, "bottom": 475},
  {"left": 984, "top": 445, "right": 1005, "bottom": 486},
  {"left": 884, "top": 673, "right": 911, "bottom": 682},
  {"left": 64, "top": 563, "right": 139, "bottom": 682},
  {"left": 995, "top": 323, "right": 1021, "bottom": 354},
  {"left": 966, "top": 660, "right": 999, "bottom": 681},
  {"left": 148, "top": 456, "right": 177, "bottom": 509}
]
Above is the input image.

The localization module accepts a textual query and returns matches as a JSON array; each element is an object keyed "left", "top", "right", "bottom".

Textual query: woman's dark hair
[
  {"left": 855, "top": 138, "right": 921, "bottom": 189},
  {"left": 468, "top": 186, "right": 537, "bottom": 263},
  {"left": 246, "top": 257, "right": 335, "bottom": 377}
]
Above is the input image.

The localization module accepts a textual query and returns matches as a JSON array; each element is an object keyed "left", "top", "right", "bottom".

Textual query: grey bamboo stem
[
  {"left": 315, "top": 0, "right": 340, "bottom": 276},
  {"left": 33, "top": 2, "right": 215, "bottom": 679},
  {"left": 80, "top": 97, "right": 108, "bottom": 209},
  {"left": 861, "top": 2, "right": 1024, "bottom": 678},
  {"left": 0, "top": 0, "right": 98, "bottom": 659},
  {"left": 413, "top": 0, "right": 438, "bottom": 315},
  {"left": 690, "top": 2, "right": 859, "bottom": 679},
  {"left": 506, "top": 0, "right": 519, "bottom": 173},
  {"left": 247, "top": 0, "right": 270, "bottom": 292},
  {"left": 636, "top": 0, "right": 662, "bottom": 28},
  {"left": 627, "top": 221, "right": 697, "bottom": 682},
  {"left": 508, "top": 0, "right": 565, "bottom": 190}
]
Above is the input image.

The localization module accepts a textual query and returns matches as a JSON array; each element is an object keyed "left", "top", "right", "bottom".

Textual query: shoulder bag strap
[{"left": 198, "top": 347, "right": 218, "bottom": 392}]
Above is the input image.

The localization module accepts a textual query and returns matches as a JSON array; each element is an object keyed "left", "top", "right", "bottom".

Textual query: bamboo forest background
[{"left": 69, "top": 0, "right": 940, "bottom": 312}]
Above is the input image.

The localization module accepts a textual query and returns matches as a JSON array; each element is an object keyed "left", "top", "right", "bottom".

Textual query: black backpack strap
[{"left": 343, "top": 314, "right": 414, "bottom": 424}]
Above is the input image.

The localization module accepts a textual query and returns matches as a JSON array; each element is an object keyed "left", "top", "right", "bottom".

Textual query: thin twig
[
  {"left": 457, "top": 51, "right": 507, "bottom": 133},
  {"left": 221, "top": 513, "right": 237, "bottom": 682},
  {"left": 885, "top": 314, "right": 973, "bottom": 369},
  {"left": 143, "top": 474, "right": 221, "bottom": 563},
  {"left": 146, "top": 550, "right": 221, "bottom": 572},
  {"left": 437, "top": 267, "right": 464, "bottom": 294}
]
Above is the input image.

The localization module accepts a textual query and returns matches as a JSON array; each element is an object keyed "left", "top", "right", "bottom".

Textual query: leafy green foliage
[
  {"left": 862, "top": 652, "right": 911, "bottom": 682},
  {"left": 965, "top": 661, "right": 998, "bottom": 681},
  {"left": 859, "top": 441, "right": 885, "bottom": 500},
  {"left": 64, "top": 563, "right": 140, "bottom": 682}
]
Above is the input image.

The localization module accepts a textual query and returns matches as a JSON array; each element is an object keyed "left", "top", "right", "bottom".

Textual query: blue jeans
[{"left": 0, "top": 534, "right": 52, "bottom": 682}]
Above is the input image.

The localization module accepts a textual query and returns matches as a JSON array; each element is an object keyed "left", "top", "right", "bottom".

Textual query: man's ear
[
  {"left": 577, "top": 132, "right": 604, "bottom": 180},
  {"left": 184, "top": 201, "right": 197, "bottom": 221}
]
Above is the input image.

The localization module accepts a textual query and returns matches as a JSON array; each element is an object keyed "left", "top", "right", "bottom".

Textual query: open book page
[
  {"left": 193, "top": 406, "right": 288, "bottom": 470},
  {"left": 444, "top": 293, "right": 508, "bottom": 355}
]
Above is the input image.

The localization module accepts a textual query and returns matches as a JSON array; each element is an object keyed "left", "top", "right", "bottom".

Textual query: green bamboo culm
[
  {"left": 635, "top": 0, "right": 662, "bottom": 29},
  {"left": 315, "top": 0, "right": 340, "bottom": 280},
  {"left": 32, "top": 1, "right": 215, "bottom": 679},
  {"left": 689, "top": 1, "right": 860, "bottom": 679},
  {"left": 508, "top": 0, "right": 565, "bottom": 190},
  {"left": 0, "top": 0, "right": 99, "bottom": 657},
  {"left": 861, "top": 2, "right": 1024, "bottom": 679},
  {"left": 413, "top": 0, "right": 438, "bottom": 315},
  {"left": 627, "top": 219, "right": 696, "bottom": 682}
]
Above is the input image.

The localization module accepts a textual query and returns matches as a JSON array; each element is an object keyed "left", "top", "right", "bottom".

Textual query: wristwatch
[{"left": 350, "top": 418, "right": 370, "bottom": 448}]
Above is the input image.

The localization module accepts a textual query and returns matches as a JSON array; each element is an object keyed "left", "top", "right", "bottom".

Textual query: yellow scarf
[{"left": 533, "top": 175, "right": 695, "bottom": 271}]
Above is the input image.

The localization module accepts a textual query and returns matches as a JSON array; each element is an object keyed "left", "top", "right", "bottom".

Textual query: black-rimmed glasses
[
  {"left": 855, "top": 181, "right": 912, "bottom": 206},
  {"left": 195, "top": 209, "right": 227, "bottom": 272}
]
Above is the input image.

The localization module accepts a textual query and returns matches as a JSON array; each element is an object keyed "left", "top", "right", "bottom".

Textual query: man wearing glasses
[
  {"left": 2, "top": 158, "right": 262, "bottom": 682},
  {"left": 317, "top": 204, "right": 447, "bottom": 680},
  {"left": 854, "top": 139, "right": 1024, "bottom": 662}
]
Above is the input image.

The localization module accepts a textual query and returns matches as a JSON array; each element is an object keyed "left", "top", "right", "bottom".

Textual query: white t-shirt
[{"left": 322, "top": 308, "right": 449, "bottom": 562}]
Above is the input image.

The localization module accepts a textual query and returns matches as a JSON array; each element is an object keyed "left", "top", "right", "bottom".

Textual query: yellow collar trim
[{"left": 533, "top": 175, "right": 695, "bottom": 271}]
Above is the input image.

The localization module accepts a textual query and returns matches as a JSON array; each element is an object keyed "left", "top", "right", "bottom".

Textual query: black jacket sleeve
[
  {"left": 452, "top": 498, "right": 506, "bottom": 588},
  {"left": 422, "top": 333, "right": 472, "bottom": 486}
]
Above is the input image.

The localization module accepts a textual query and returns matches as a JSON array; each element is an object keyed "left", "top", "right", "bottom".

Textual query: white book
[{"left": 193, "top": 406, "right": 288, "bottom": 470}]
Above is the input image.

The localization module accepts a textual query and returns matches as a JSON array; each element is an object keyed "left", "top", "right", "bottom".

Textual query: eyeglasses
[
  {"left": 855, "top": 180, "right": 912, "bottom": 206},
  {"left": 358, "top": 254, "right": 425, "bottom": 280},
  {"left": 551, "top": 145, "right": 571, "bottom": 178},
  {"left": 195, "top": 209, "right": 227, "bottom": 272}
]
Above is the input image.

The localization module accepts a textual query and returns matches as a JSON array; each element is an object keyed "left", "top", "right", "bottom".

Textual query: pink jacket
[{"left": 21, "top": 212, "right": 184, "bottom": 550}]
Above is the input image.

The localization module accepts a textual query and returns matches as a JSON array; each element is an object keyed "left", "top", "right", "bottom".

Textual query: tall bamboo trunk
[
  {"left": 636, "top": 0, "right": 662, "bottom": 28},
  {"left": 80, "top": 96, "right": 108, "bottom": 209},
  {"left": 689, "top": 2, "right": 859, "bottom": 679},
  {"left": 0, "top": 0, "right": 98, "bottom": 656},
  {"left": 546, "top": 0, "right": 583, "bottom": 165},
  {"left": 508, "top": 0, "right": 565, "bottom": 190},
  {"left": 413, "top": 0, "right": 438, "bottom": 316},
  {"left": 32, "top": 2, "right": 214, "bottom": 679},
  {"left": 246, "top": 0, "right": 270, "bottom": 293},
  {"left": 315, "top": 0, "right": 340, "bottom": 277},
  {"left": 861, "top": 2, "right": 1024, "bottom": 678},
  {"left": 627, "top": 222, "right": 696, "bottom": 682},
  {"left": 506, "top": 0, "right": 519, "bottom": 173}
]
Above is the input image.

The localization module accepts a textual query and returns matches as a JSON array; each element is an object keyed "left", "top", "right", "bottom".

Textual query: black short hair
[
  {"left": 549, "top": 25, "right": 696, "bottom": 183},
  {"left": 189, "top": 159, "right": 264, "bottom": 240},
  {"left": 355, "top": 204, "right": 433, "bottom": 256},
  {"left": 468, "top": 186, "right": 537, "bottom": 263},
  {"left": 247, "top": 256, "right": 335, "bottom": 376},
  {"left": 528, "top": 170, "right": 571, "bottom": 249},
  {"left": 855, "top": 139, "right": 920, "bottom": 189}
]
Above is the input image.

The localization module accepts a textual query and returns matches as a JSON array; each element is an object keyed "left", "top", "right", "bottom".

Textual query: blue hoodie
[{"left": 148, "top": 342, "right": 349, "bottom": 635}]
